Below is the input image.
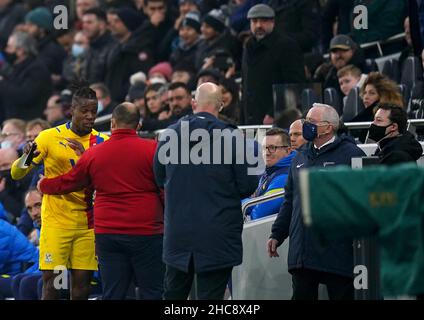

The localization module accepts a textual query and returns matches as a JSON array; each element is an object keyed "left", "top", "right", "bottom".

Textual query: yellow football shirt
[{"left": 12, "top": 122, "right": 109, "bottom": 230}]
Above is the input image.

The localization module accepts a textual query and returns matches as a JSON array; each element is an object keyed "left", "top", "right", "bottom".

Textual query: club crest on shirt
[{"left": 45, "top": 253, "right": 53, "bottom": 263}]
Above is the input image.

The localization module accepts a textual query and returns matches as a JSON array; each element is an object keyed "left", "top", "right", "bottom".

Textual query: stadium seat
[
  {"left": 324, "top": 87, "right": 343, "bottom": 116},
  {"left": 342, "top": 87, "right": 364, "bottom": 122},
  {"left": 382, "top": 59, "right": 400, "bottom": 83},
  {"left": 301, "top": 88, "right": 320, "bottom": 113},
  {"left": 401, "top": 56, "right": 423, "bottom": 91},
  {"left": 398, "top": 84, "right": 410, "bottom": 108},
  {"left": 365, "top": 58, "right": 379, "bottom": 72}
]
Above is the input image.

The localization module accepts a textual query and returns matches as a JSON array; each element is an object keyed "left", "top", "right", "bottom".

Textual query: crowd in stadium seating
[{"left": 0, "top": 0, "right": 424, "bottom": 300}]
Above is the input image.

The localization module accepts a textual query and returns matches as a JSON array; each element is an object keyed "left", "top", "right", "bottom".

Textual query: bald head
[
  {"left": 289, "top": 119, "right": 306, "bottom": 150},
  {"left": 0, "top": 148, "right": 18, "bottom": 170},
  {"left": 194, "top": 82, "right": 223, "bottom": 115},
  {"left": 111, "top": 102, "right": 140, "bottom": 129}
]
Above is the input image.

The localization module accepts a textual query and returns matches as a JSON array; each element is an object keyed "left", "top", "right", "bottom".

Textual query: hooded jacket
[{"left": 374, "top": 132, "right": 423, "bottom": 165}]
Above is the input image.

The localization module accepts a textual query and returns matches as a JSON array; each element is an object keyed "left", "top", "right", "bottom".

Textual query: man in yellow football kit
[{"left": 12, "top": 85, "right": 109, "bottom": 299}]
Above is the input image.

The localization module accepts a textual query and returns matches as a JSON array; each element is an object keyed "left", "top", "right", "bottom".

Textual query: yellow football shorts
[{"left": 39, "top": 227, "right": 98, "bottom": 271}]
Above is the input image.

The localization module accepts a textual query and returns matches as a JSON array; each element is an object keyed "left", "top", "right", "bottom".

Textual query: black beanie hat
[
  {"left": 203, "top": 9, "right": 226, "bottom": 33},
  {"left": 115, "top": 7, "right": 142, "bottom": 32},
  {"left": 181, "top": 11, "right": 201, "bottom": 34}
]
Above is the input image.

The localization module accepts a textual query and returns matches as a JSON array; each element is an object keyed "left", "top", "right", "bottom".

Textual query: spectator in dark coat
[
  {"left": 143, "top": 0, "right": 176, "bottom": 61},
  {"left": 0, "top": 0, "right": 27, "bottom": 50},
  {"left": 0, "top": 31, "right": 52, "bottom": 121},
  {"left": 368, "top": 104, "right": 423, "bottom": 164},
  {"left": 105, "top": 7, "right": 155, "bottom": 101},
  {"left": 24, "top": 7, "right": 67, "bottom": 76},
  {"left": 154, "top": 82, "right": 259, "bottom": 300},
  {"left": 61, "top": 31, "right": 89, "bottom": 85},
  {"left": 82, "top": 8, "right": 117, "bottom": 84},
  {"left": 169, "top": 11, "right": 201, "bottom": 72},
  {"left": 268, "top": 104, "right": 366, "bottom": 300},
  {"left": 314, "top": 34, "right": 367, "bottom": 97},
  {"left": 242, "top": 4, "right": 305, "bottom": 125},
  {"left": 195, "top": 9, "right": 242, "bottom": 71}
]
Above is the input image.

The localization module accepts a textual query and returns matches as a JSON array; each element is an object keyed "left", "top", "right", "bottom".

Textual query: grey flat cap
[{"left": 247, "top": 4, "right": 275, "bottom": 19}]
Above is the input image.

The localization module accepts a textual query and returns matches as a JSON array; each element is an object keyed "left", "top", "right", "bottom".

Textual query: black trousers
[
  {"left": 96, "top": 233, "right": 165, "bottom": 300},
  {"left": 163, "top": 259, "right": 232, "bottom": 300},
  {"left": 291, "top": 268, "right": 354, "bottom": 300}
]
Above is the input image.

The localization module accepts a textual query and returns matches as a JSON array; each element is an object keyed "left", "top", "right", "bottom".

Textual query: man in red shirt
[{"left": 38, "top": 102, "right": 164, "bottom": 300}]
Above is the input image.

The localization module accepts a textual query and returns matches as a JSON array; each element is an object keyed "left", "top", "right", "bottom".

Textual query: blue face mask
[
  {"left": 302, "top": 121, "right": 318, "bottom": 141},
  {"left": 71, "top": 44, "right": 85, "bottom": 58},
  {"left": 97, "top": 101, "right": 104, "bottom": 114},
  {"left": 1, "top": 140, "right": 13, "bottom": 149}
]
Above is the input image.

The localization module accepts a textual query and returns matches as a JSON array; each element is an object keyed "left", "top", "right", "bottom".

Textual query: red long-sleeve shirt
[{"left": 40, "top": 129, "right": 163, "bottom": 235}]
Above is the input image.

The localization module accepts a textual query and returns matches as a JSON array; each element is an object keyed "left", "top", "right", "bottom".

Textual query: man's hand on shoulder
[{"left": 65, "top": 138, "right": 85, "bottom": 156}]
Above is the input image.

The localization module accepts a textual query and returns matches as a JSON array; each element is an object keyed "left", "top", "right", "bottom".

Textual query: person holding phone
[{"left": 11, "top": 83, "right": 109, "bottom": 300}]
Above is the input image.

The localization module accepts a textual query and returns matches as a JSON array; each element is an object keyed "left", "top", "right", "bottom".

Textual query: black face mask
[
  {"left": 368, "top": 123, "right": 392, "bottom": 142},
  {"left": 0, "top": 169, "right": 11, "bottom": 179},
  {"left": 3, "top": 52, "right": 17, "bottom": 65}
]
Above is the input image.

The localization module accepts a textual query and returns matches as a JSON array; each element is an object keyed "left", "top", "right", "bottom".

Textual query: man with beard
[
  {"left": 82, "top": 8, "right": 117, "bottom": 84},
  {"left": 314, "top": 34, "right": 367, "bottom": 96},
  {"left": 142, "top": 82, "right": 193, "bottom": 131},
  {"left": 11, "top": 84, "right": 109, "bottom": 300},
  {"left": 242, "top": 4, "right": 305, "bottom": 125}
]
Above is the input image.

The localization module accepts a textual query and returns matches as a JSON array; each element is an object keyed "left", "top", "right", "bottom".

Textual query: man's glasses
[
  {"left": 265, "top": 145, "right": 289, "bottom": 153},
  {"left": 0, "top": 132, "right": 20, "bottom": 140}
]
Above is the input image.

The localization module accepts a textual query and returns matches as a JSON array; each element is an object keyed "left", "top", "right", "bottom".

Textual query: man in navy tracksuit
[
  {"left": 267, "top": 103, "right": 366, "bottom": 300},
  {"left": 154, "top": 82, "right": 258, "bottom": 300}
]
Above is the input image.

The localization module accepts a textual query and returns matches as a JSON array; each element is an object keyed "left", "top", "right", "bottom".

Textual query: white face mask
[
  {"left": 1, "top": 140, "right": 13, "bottom": 149},
  {"left": 97, "top": 101, "right": 104, "bottom": 114}
]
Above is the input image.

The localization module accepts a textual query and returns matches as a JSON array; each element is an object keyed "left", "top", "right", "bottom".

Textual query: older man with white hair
[{"left": 267, "top": 103, "right": 365, "bottom": 300}]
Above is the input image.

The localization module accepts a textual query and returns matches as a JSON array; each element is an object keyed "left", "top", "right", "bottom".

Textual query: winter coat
[
  {"left": 242, "top": 30, "right": 305, "bottom": 124},
  {"left": 0, "top": 56, "right": 52, "bottom": 122},
  {"left": 154, "top": 112, "right": 258, "bottom": 272},
  {"left": 271, "top": 135, "right": 366, "bottom": 277},
  {"left": 374, "top": 132, "right": 423, "bottom": 165},
  {"left": 104, "top": 26, "right": 155, "bottom": 102}
]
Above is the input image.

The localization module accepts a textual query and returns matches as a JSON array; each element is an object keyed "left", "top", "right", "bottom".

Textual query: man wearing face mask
[
  {"left": 1, "top": 118, "right": 26, "bottom": 153},
  {"left": 267, "top": 103, "right": 365, "bottom": 300},
  {"left": 90, "top": 83, "right": 117, "bottom": 132},
  {"left": 368, "top": 104, "right": 423, "bottom": 165},
  {"left": 61, "top": 31, "right": 89, "bottom": 85}
]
